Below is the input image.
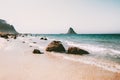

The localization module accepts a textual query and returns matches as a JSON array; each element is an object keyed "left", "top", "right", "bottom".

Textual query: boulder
[
  {"left": 33, "top": 49, "right": 42, "bottom": 54},
  {"left": 46, "top": 41, "right": 65, "bottom": 52},
  {"left": 67, "top": 47, "right": 89, "bottom": 55},
  {"left": 40, "top": 37, "right": 44, "bottom": 40}
]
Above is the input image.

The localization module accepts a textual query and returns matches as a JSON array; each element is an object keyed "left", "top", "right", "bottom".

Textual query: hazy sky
[{"left": 0, "top": 0, "right": 120, "bottom": 34}]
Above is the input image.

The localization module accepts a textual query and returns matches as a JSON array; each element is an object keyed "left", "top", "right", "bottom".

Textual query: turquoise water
[{"left": 34, "top": 34, "right": 120, "bottom": 63}]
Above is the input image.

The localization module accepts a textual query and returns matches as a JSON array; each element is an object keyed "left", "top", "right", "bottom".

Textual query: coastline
[{"left": 0, "top": 37, "right": 120, "bottom": 80}]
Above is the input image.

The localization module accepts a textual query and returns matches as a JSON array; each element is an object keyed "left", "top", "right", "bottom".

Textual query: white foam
[
  {"left": 65, "top": 41, "right": 120, "bottom": 57},
  {"left": 65, "top": 41, "right": 105, "bottom": 52}
]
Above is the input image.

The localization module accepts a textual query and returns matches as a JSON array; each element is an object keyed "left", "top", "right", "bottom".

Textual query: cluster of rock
[
  {"left": 32, "top": 40, "right": 89, "bottom": 55},
  {"left": 0, "top": 34, "right": 17, "bottom": 39},
  {"left": 40, "top": 37, "right": 47, "bottom": 40},
  {"left": 45, "top": 40, "right": 89, "bottom": 55}
]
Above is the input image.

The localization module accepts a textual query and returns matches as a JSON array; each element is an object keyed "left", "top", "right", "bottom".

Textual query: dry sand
[{"left": 0, "top": 39, "right": 120, "bottom": 80}]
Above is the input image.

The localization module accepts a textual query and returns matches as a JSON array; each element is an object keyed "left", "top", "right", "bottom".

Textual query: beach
[{"left": 0, "top": 37, "right": 120, "bottom": 80}]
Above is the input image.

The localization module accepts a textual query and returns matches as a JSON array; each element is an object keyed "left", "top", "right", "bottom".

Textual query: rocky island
[{"left": 67, "top": 27, "right": 77, "bottom": 34}]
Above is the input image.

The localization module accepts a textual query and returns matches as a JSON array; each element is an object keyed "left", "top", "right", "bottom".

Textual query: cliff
[
  {"left": 0, "top": 19, "right": 18, "bottom": 34},
  {"left": 67, "top": 27, "right": 77, "bottom": 34}
]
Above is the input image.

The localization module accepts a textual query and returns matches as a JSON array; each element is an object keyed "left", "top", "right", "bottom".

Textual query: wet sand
[{"left": 0, "top": 38, "right": 120, "bottom": 80}]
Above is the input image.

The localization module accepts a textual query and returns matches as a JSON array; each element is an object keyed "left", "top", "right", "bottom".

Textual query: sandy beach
[{"left": 0, "top": 37, "right": 120, "bottom": 80}]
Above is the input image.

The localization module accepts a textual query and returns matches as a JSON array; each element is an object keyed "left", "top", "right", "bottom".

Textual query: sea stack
[
  {"left": 67, "top": 27, "right": 77, "bottom": 34},
  {"left": 0, "top": 19, "right": 18, "bottom": 34}
]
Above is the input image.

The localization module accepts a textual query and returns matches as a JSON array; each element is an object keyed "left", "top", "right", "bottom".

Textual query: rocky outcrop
[
  {"left": 67, "top": 27, "right": 77, "bottom": 34},
  {"left": 46, "top": 41, "right": 66, "bottom": 52},
  {"left": 67, "top": 47, "right": 89, "bottom": 55},
  {"left": 0, "top": 19, "right": 18, "bottom": 34}
]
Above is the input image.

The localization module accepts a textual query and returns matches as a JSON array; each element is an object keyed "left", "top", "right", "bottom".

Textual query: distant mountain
[
  {"left": 0, "top": 19, "right": 18, "bottom": 34},
  {"left": 67, "top": 27, "right": 77, "bottom": 34}
]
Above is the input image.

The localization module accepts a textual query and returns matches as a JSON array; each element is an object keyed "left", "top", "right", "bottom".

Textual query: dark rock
[
  {"left": 40, "top": 37, "right": 44, "bottom": 40},
  {"left": 0, "top": 34, "right": 9, "bottom": 39},
  {"left": 67, "top": 27, "right": 77, "bottom": 34},
  {"left": 67, "top": 47, "right": 89, "bottom": 55},
  {"left": 46, "top": 41, "right": 65, "bottom": 52},
  {"left": 44, "top": 38, "right": 47, "bottom": 40},
  {"left": 40, "top": 37, "right": 47, "bottom": 40},
  {"left": 13, "top": 35, "right": 17, "bottom": 39},
  {"left": 33, "top": 49, "right": 42, "bottom": 54}
]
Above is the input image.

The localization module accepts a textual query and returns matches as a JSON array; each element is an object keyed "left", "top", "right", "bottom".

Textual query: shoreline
[{"left": 0, "top": 37, "right": 120, "bottom": 80}]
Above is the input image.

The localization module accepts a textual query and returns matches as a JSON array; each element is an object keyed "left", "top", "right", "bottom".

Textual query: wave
[{"left": 65, "top": 40, "right": 120, "bottom": 56}]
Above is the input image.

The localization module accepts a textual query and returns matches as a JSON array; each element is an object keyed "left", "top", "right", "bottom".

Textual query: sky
[{"left": 0, "top": 0, "right": 120, "bottom": 34}]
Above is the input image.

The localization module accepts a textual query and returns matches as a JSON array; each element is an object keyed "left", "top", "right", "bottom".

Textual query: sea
[{"left": 21, "top": 34, "right": 120, "bottom": 73}]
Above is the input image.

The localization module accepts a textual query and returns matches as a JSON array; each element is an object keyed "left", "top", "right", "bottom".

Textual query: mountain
[
  {"left": 67, "top": 27, "right": 77, "bottom": 34},
  {"left": 0, "top": 19, "right": 18, "bottom": 34}
]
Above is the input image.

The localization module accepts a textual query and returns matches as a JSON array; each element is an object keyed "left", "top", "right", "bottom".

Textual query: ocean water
[
  {"left": 37, "top": 34, "right": 120, "bottom": 61},
  {"left": 20, "top": 34, "right": 120, "bottom": 73}
]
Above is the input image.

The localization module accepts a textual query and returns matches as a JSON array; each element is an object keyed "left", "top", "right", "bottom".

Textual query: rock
[
  {"left": 33, "top": 49, "right": 42, "bottom": 54},
  {"left": 22, "top": 35, "right": 24, "bottom": 37},
  {"left": 67, "top": 27, "right": 77, "bottom": 34},
  {"left": 67, "top": 47, "right": 89, "bottom": 55},
  {"left": 14, "top": 35, "right": 17, "bottom": 39},
  {"left": 46, "top": 41, "right": 65, "bottom": 52},
  {"left": 40, "top": 37, "right": 44, "bottom": 40},
  {"left": 22, "top": 41, "right": 25, "bottom": 43},
  {"left": 0, "top": 34, "right": 9, "bottom": 39},
  {"left": 33, "top": 42, "right": 37, "bottom": 44},
  {"left": 44, "top": 38, "right": 47, "bottom": 40},
  {"left": 40, "top": 37, "right": 47, "bottom": 40}
]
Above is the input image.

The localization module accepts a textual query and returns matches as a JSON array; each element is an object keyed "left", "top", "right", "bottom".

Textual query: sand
[{"left": 0, "top": 38, "right": 120, "bottom": 80}]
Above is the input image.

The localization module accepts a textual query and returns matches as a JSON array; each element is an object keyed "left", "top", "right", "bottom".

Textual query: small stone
[{"left": 33, "top": 49, "right": 42, "bottom": 54}]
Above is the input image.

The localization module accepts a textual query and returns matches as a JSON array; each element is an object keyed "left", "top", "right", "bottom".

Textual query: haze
[{"left": 0, "top": 0, "right": 120, "bottom": 34}]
